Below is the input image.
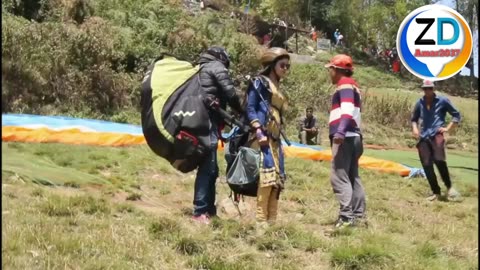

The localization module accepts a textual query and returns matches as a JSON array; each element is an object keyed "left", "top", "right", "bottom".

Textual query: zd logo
[{"left": 397, "top": 5, "right": 473, "bottom": 80}]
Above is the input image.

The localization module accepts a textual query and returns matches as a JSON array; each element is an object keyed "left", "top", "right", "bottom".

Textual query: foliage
[
  {"left": 257, "top": 0, "right": 303, "bottom": 23},
  {"left": 2, "top": 0, "right": 260, "bottom": 117},
  {"left": 1, "top": 0, "right": 477, "bottom": 150},
  {"left": 2, "top": 12, "right": 138, "bottom": 115}
]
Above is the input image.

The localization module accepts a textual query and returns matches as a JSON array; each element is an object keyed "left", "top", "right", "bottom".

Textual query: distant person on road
[
  {"left": 262, "top": 31, "right": 272, "bottom": 47},
  {"left": 299, "top": 107, "right": 320, "bottom": 145},
  {"left": 337, "top": 33, "right": 344, "bottom": 46},
  {"left": 333, "top": 29, "right": 340, "bottom": 44},
  {"left": 411, "top": 80, "right": 461, "bottom": 202},
  {"left": 325, "top": 54, "right": 366, "bottom": 229},
  {"left": 311, "top": 26, "right": 317, "bottom": 42}
]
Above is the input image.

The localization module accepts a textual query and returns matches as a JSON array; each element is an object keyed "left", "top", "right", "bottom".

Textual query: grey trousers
[{"left": 330, "top": 136, "right": 366, "bottom": 220}]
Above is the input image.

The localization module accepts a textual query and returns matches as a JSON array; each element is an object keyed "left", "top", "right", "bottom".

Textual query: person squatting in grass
[
  {"left": 411, "top": 80, "right": 461, "bottom": 202},
  {"left": 299, "top": 107, "right": 320, "bottom": 145},
  {"left": 192, "top": 47, "right": 243, "bottom": 224},
  {"left": 246, "top": 47, "right": 290, "bottom": 235},
  {"left": 325, "top": 54, "right": 367, "bottom": 229}
]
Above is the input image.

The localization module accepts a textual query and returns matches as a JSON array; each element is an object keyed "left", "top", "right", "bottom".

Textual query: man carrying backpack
[{"left": 192, "top": 46, "right": 243, "bottom": 224}]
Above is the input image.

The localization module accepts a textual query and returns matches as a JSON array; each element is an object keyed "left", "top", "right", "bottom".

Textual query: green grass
[
  {"left": 364, "top": 148, "right": 478, "bottom": 185},
  {"left": 2, "top": 141, "right": 478, "bottom": 269}
]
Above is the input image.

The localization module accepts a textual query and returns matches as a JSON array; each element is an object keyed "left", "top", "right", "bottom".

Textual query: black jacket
[{"left": 198, "top": 53, "right": 242, "bottom": 114}]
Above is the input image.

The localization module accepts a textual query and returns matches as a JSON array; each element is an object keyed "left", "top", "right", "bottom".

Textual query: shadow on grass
[{"left": 449, "top": 166, "right": 478, "bottom": 172}]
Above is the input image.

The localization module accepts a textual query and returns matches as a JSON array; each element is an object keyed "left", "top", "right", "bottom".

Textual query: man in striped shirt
[{"left": 325, "top": 54, "right": 366, "bottom": 229}]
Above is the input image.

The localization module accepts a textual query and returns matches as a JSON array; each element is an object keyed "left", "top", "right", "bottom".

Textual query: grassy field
[
  {"left": 365, "top": 148, "right": 479, "bottom": 185},
  {"left": 2, "top": 142, "right": 478, "bottom": 269}
]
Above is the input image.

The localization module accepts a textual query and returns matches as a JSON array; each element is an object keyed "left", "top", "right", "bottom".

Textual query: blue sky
[{"left": 436, "top": 0, "right": 478, "bottom": 77}]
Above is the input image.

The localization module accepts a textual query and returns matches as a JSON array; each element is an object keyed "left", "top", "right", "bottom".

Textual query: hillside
[{"left": 2, "top": 0, "right": 478, "bottom": 151}]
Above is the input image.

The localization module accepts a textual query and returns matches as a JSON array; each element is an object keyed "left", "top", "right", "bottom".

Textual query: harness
[{"left": 251, "top": 77, "right": 289, "bottom": 143}]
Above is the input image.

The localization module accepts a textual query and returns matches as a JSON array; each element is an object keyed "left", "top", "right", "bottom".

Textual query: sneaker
[
  {"left": 191, "top": 214, "right": 211, "bottom": 225},
  {"left": 426, "top": 194, "right": 440, "bottom": 201},
  {"left": 447, "top": 188, "right": 461, "bottom": 201},
  {"left": 334, "top": 217, "right": 353, "bottom": 229}
]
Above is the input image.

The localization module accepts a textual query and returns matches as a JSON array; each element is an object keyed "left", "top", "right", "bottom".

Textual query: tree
[{"left": 436, "top": 0, "right": 479, "bottom": 87}]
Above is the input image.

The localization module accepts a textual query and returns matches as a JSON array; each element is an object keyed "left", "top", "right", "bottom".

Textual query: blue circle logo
[{"left": 397, "top": 5, "right": 473, "bottom": 81}]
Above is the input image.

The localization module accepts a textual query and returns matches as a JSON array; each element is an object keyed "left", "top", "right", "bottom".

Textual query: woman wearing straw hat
[{"left": 246, "top": 47, "right": 291, "bottom": 234}]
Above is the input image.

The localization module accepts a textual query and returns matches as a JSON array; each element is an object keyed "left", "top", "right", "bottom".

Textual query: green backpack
[{"left": 140, "top": 54, "right": 211, "bottom": 173}]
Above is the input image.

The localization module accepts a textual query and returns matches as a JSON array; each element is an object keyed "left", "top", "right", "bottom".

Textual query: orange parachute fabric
[{"left": 2, "top": 114, "right": 416, "bottom": 177}]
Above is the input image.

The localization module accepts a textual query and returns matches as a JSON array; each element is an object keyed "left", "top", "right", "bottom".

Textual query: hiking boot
[
  {"left": 447, "top": 188, "right": 461, "bottom": 201},
  {"left": 256, "top": 221, "right": 269, "bottom": 236},
  {"left": 426, "top": 194, "right": 440, "bottom": 201},
  {"left": 334, "top": 217, "right": 353, "bottom": 229},
  {"left": 191, "top": 214, "right": 211, "bottom": 225}
]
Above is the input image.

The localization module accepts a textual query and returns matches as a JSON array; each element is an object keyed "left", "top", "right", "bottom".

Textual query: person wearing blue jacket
[{"left": 246, "top": 47, "right": 290, "bottom": 234}]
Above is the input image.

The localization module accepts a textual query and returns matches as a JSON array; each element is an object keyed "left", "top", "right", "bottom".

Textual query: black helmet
[{"left": 206, "top": 46, "right": 230, "bottom": 68}]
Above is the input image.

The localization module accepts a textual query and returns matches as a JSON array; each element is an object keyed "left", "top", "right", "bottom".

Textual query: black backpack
[
  {"left": 224, "top": 76, "right": 271, "bottom": 201},
  {"left": 141, "top": 54, "right": 211, "bottom": 173}
]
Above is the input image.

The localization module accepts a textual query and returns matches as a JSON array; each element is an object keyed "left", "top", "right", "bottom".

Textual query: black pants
[{"left": 416, "top": 133, "right": 452, "bottom": 195}]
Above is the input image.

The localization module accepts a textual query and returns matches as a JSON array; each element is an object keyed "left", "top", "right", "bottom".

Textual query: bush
[
  {"left": 2, "top": 0, "right": 261, "bottom": 119},
  {"left": 2, "top": 13, "right": 138, "bottom": 115}
]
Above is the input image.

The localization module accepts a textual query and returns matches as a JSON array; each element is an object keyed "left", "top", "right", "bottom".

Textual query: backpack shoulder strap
[{"left": 251, "top": 76, "right": 270, "bottom": 91}]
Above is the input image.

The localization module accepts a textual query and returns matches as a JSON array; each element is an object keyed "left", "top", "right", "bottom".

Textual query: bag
[
  {"left": 223, "top": 76, "right": 267, "bottom": 200},
  {"left": 141, "top": 54, "right": 211, "bottom": 173},
  {"left": 226, "top": 147, "right": 260, "bottom": 197}
]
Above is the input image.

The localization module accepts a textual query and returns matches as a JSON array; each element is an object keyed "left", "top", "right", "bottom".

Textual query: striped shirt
[{"left": 329, "top": 77, "right": 362, "bottom": 138}]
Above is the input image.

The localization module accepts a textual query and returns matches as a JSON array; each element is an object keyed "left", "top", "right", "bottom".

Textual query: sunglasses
[
  {"left": 279, "top": 63, "right": 291, "bottom": 70},
  {"left": 422, "top": 87, "right": 434, "bottom": 91}
]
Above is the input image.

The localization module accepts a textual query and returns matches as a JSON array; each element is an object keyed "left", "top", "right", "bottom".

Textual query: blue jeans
[{"left": 193, "top": 127, "right": 219, "bottom": 216}]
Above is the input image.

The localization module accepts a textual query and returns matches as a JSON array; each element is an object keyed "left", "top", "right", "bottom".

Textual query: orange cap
[{"left": 325, "top": 54, "right": 354, "bottom": 71}]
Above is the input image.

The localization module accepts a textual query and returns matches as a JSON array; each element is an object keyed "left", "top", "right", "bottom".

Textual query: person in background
[
  {"left": 411, "top": 80, "right": 461, "bottom": 201},
  {"left": 333, "top": 29, "right": 340, "bottom": 45},
  {"left": 246, "top": 47, "right": 290, "bottom": 235},
  {"left": 337, "top": 32, "right": 344, "bottom": 46},
  {"left": 299, "top": 107, "right": 320, "bottom": 145},
  {"left": 325, "top": 54, "right": 366, "bottom": 229},
  {"left": 192, "top": 46, "right": 243, "bottom": 224},
  {"left": 263, "top": 31, "right": 272, "bottom": 48}
]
